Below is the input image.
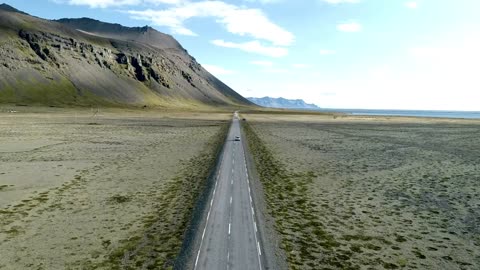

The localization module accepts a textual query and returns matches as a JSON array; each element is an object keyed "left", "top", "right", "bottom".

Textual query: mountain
[
  {"left": 0, "top": 3, "right": 27, "bottom": 15},
  {"left": 0, "top": 4, "right": 252, "bottom": 107},
  {"left": 247, "top": 97, "right": 320, "bottom": 109}
]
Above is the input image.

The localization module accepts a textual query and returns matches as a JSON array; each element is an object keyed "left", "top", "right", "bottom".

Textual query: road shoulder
[{"left": 240, "top": 120, "right": 289, "bottom": 270}]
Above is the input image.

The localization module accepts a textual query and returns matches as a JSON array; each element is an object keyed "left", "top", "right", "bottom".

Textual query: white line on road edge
[
  {"left": 230, "top": 196, "right": 232, "bottom": 204},
  {"left": 228, "top": 223, "right": 231, "bottom": 235},
  {"left": 242, "top": 146, "right": 263, "bottom": 270},
  {"left": 201, "top": 225, "right": 206, "bottom": 240},
  {"left": 194, "top": 152, "right": 223, "bottom": 270},
  {"left": 195, "top": 252, "right": 200, "bottom": 269}
]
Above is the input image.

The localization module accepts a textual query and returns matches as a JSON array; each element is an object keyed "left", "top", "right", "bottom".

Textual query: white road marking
[
  {"left": 195, "top": 252, "right": 200, "bottom": 268},
  {"left": 195, "top": 150, "right": 223, "bottom": 270},
  {"left": 227, "top": 251, "right": 230, "bottom": 270},
  {"left": 241, "top": 148, "right": 263, "bottom": 270},
  {"left": 196, "top": 117, "right": 264, "bottom": 270}
]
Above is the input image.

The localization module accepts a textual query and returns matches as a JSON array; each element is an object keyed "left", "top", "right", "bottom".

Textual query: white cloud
[
  {"left": 128, "top": 8, "right": 197, "bottom": 36},
  {"left": 404, "top": 1, "right": 418, "bottom": 9},
  {"left": 58, "top": 0, "right": 183, "bottom": 8},
  {"left": 261, "top": 68, "right": 289, "bottom": 74},
  {"left": 337, "top": 21, "right": 362, "bottom": 32},
  {"left": 202, "top": 64, "right": 235, "bottom": 76},
  {"left": 249, "top": 60, "right": 291, "bottom": 73},
  {"left": 58, "top": 0, "right": 293, "bottom": 56},
  {"left": 244, "top": 0, "right": 284, "bottom": 4},
  {"left": 320, "top": 49, "right": 336, "bottom": 55},
  {"left": 211, "top": 39, "right": 288, "bottom": 57},
  {"left": 292, "top": 64, "right": 311, "bottom": 69},
  {"left": 67, "top": 0, "right": 140, "bottom": 8},
  {"left": 323, "top": 0, "right": 360, "bottom": 4},
  {"left": 128, "top": 1, "right": 294, "bottom": 46},
  {"left": 250, "top": 60, "right": 274, "bottom": 67}
]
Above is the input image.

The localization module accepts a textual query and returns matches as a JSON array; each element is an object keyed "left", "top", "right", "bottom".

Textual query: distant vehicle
[{"left": 234, "top": 136, "right": 241, "bottom": 141}]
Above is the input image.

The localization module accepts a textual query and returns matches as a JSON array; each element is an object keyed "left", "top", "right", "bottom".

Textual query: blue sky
[{"left": 4, "top": 0, "right": 480, "bottom": 110}]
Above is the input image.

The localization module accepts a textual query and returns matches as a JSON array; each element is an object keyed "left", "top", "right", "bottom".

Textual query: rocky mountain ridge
[
  {"left": 247, "top": 96, "right": 320, "bottom": 109},
  {"left": 0, "top": 4, "right": 251, "bottom": 107}
]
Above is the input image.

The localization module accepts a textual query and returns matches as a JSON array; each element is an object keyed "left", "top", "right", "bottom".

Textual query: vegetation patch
[
  {"left": 108, "top": 194, "right": 132, "bottom": 204},
  {"left": 242, "top": 116, "right": 480, "bottom": 269},
  {"left": 243, "top": 122, "right": 359, "bottom": 270},
  {"left": 85, "top": 122, "right": 229, "bottom": 270}
]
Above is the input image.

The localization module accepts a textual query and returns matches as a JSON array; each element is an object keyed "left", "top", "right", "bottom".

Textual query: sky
[{"left": 4, "top": 0, "right": 480, "bottom": 110}]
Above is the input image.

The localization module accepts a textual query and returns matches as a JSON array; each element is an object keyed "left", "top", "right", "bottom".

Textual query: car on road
[{"left": 234, "top": 136, "right": 241, "bottom": 141}]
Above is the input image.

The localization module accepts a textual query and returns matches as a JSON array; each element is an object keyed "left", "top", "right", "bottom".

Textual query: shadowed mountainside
[{"left": 0, "top": 4, "right": 252, "bottom": 108}]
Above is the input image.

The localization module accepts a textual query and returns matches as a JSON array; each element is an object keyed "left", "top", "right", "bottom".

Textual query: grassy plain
[
  {"left": 0, "top": 107, "right": 230, "bottom": 269},
  {"left": 243, "top": 112, "right": 480, "bottom": 270}
]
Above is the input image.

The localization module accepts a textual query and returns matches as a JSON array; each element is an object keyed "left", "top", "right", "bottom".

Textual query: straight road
[{"left": 193, "top": 112, "right": 263, "bottom": 270}]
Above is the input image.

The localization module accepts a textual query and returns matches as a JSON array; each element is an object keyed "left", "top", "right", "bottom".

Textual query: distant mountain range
[
  {"left": 0, "top": 3, "right": 251, "bottom": 107},
  {"left": 247, "top": 97, "right": 320, "bottom": 109}
]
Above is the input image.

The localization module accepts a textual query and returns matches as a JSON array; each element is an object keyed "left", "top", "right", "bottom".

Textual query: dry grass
[
  {"left": 243, "top": 113, "right": 480, "bottom": 270},
  {"left": 0, "top": 109, "right": 229, "bottom": 269}
]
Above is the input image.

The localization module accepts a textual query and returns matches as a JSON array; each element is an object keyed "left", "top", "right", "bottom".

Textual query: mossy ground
[
  {"left": 82, "top": 122, "right": 229, "bottom": 270},
  {"left": 242, "top": 115, "right": 480, "bottom": 270},
  {"left": 0, "top": 112, "right": 231, "bottom": 269},
  {"left": 244, "top": 122, "right": 359, "bottom": 270}
]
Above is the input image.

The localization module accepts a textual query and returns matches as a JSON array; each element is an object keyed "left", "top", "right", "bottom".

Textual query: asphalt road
[{"left": 193, "top": 113, "right": 263, "bottom": 270}]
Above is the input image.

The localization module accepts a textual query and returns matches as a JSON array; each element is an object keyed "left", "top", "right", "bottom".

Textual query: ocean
[{"left": 314, "top": 109, "right": 480, "bottom": 119}]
